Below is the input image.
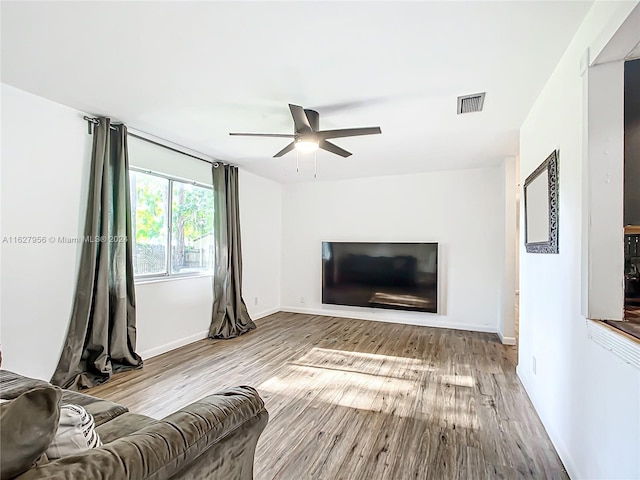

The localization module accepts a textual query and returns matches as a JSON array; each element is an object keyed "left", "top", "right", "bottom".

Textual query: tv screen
[{"left": 322, "top": 242, "right": 438, "bottom": 313}]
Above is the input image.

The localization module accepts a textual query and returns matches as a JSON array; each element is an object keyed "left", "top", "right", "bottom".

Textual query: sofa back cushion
[
  {"left": 0, "top": 370, "right": 50, "bottom": 400},
  {"left": 0, "top": 386, "right": 61, "bottom": 479},
  {"left": 0, "top": 370, "right": 128, "bottom": 427}
]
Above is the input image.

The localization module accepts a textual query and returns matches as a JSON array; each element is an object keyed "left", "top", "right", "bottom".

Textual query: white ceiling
[{"left": 1, "top": 1, "right": 593, "bottom": 183}]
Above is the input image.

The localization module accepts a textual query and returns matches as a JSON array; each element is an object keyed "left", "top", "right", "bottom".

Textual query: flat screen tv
[{"left": 322, "top": 242, "right": 438, "bottom": 313}]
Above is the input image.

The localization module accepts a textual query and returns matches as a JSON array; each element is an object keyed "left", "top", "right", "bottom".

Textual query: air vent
[{"left": 457, "top": 92, "right": 486, "bottom": 114}]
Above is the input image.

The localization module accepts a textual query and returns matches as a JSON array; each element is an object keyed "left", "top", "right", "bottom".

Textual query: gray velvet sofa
[{"left": 0, "top": 370, "right": 268, "bottom": 479}]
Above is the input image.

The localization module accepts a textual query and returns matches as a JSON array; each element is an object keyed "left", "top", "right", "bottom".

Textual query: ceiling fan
[{"left": 229, "top": 104, "right": 382, "bottom": 158}]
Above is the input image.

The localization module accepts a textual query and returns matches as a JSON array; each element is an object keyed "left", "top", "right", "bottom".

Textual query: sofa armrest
[{"left": 15, "top": 386, "right": 268, "bottom": 480}]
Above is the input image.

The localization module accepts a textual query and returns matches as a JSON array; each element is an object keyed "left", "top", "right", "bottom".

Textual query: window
[
  {"left": 130, "top": 169, "right": 214, "bottom": 279},
  {"left": 613, "top": 58, "right": 640, "bottom": 339}
]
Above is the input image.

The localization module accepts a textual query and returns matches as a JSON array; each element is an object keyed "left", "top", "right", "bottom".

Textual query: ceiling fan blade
[
  {"left": 320, "top": 140, "right": 352, "bottom": 158},
  {"left": 229, "top": 133, "right": 295, "bottom": 138},
  {"left": 273, "top": 142, "right": 296, "bottom": 158},
  {"left": 317, "top": 127, "right": 382, "bottom": 140},
  {"left": 289, "top": 104, "right": 313, "bottom": 133}
]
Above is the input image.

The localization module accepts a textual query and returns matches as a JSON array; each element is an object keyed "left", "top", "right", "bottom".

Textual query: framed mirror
[{"left": 524, "top": 150, "right": 559, "bottom": 253}]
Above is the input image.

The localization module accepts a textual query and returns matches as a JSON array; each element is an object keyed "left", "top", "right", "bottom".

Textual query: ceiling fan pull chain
[
  {"left": 296, "top": 150, "right": 300, "bottom": 173},
  {"left": 314, "top": 151, "right": 317, "bottom": 179}
]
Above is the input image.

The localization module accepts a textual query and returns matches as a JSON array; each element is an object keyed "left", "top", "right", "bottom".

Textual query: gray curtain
[
  {"left": 209, "top": 163, "right": 256, "bottom": 338},
  {"left": 51, "top": 118, "right": 142, "bottom": 390}
]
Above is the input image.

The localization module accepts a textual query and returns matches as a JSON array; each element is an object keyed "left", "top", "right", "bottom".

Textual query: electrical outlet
[
  {"left": 254, "top": 297, "right": 258, "bottom": 306},
  {"left": 300, "top": 296, "right": 305, "bottom": 304},
  {"left": 532, "top": 356, "right": 537, "bottom": 375}
]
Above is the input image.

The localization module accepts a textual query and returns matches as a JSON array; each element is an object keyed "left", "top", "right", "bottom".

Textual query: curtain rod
[{"left": 83, "top": 116, "right": 221, "bottom": 167}]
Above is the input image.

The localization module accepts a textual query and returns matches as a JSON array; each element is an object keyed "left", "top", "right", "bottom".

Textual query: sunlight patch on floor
[
  {"left": 258, "top": 363, "right": 415, "bottom": 413},
  {"left": 257, "top": 347, "right": 477, "bottom": 427},
  {"left": 294, "top": 347, "right": 431, "bottom": 381},
  {"left": 439, "top": 374, "right": 475, "bottom": 388}
]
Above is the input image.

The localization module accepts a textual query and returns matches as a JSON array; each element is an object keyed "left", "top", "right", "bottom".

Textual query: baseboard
[
  {"left": 252, "top": 307, "right": 280, "bottom": 320},
  {"left": 497, "top": 331, "right": 517, "bottom": 345},
  {"left": 138, "top": 309, "right": 278, "bottom": 360},
  {"left": 280, "top": 306, "right": 498, "bottom": 335},
  {"left": 138, "top": 307, "right": 500, "bottom": 358},
  {"left": 139, "top": 330, "right": 209, "bottom": 360}
]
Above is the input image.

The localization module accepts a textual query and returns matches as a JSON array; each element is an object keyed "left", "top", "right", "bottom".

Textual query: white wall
[
  {"left": 280, "top": 168, "right": 504, "bottom": 333},
  {"left": 498, "top": 157, "right": 517, "bottom": 344},
  {"left": 1, "top": 84, "right": 91, "bottom": 380},
  {"left": 0, "top": 84, "right": 282, "bottom": 379},
  {"left": 134, "top": 277, "right": 213, "bottom": 359},
  {"left": 518, "top": 2, "right": 640, "bottom": 479},
  {"left": 239, "top": 169, "right": 282, "bottom": 320}
]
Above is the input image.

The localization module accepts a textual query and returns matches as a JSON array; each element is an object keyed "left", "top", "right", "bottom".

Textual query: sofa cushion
[
  {"left": 95, "top": 413, "right": 157, "bottom": 444},
  {"left": 0, "top": 386, "right": 61, "bottom": 479}
]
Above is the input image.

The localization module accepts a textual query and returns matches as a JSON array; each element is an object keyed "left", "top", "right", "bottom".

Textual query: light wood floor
[{"left": 88, "top": 312, "right": 567, "bottom": 480}]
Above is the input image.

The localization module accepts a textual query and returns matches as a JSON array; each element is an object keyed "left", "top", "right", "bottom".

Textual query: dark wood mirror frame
[{"left": 524, "top": 150, "right": 559, "bottom": 254}]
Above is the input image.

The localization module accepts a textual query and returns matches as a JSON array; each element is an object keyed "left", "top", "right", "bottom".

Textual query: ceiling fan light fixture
[{"left": 295, "top": 139, "right": 319, "bottom": 153}]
